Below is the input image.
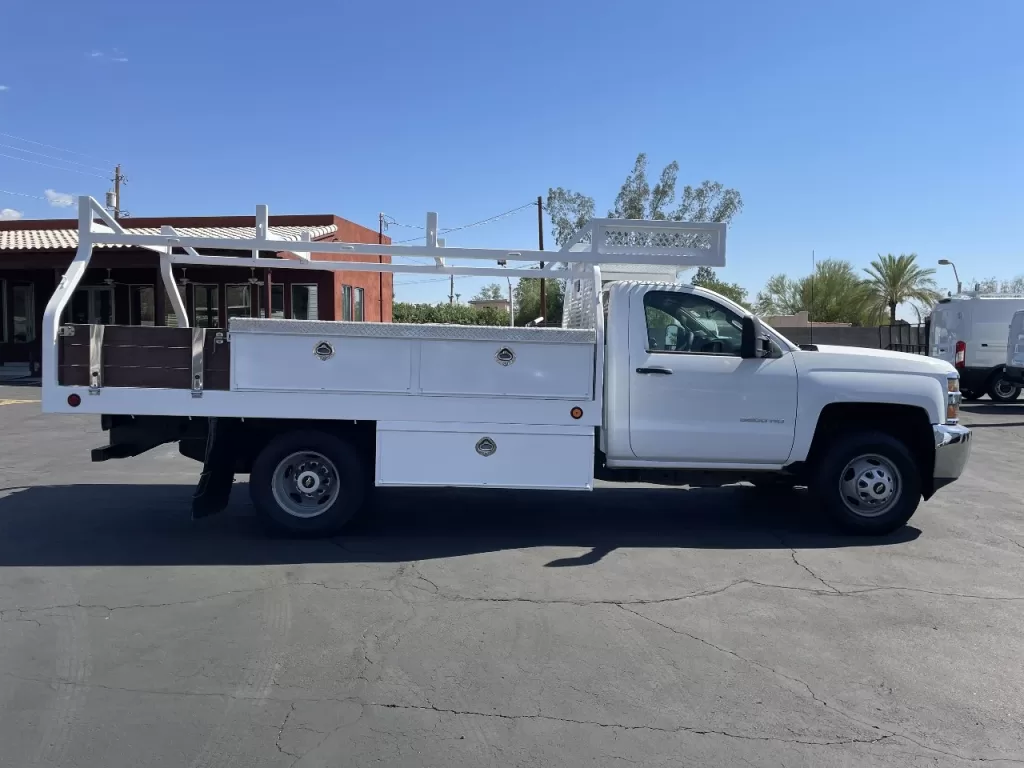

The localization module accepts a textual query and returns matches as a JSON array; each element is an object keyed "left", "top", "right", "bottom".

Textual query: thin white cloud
[
  {"left": 44, "top": 189, "right": 74, "bottom": 208},
  {"left": 0, "top": 85, "right": 9, "bottom": 91},
  {"left": 89, "top": 51, "right": 103, "bottom": 58},
  {"left": 112, "top": 57, "right": 128, "bottom": 63},
  {"left": 0, "top": 208, "right": 23, "bottom": 220}
]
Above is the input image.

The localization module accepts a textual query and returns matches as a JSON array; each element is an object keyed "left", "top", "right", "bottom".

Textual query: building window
[
  {"left": 226, "top": 284, "right": 251, "bottom": 320},
  {"left": 194, "top": 284, "right": 220, "bottom": 328},
  {"left": 353, "top": 287, "right": 364, "bottom": 321},
  {"left": 11, "top": 282, "right": 36, "bottom": 343},
  {"left": 0, "top": 279, "right": 6, "bottom": 341},
  {"left": 129, "top": 285, "right": 155, "bottom": 326},
  {"left": 291, "top": 284, "right": 318, "bottom": 320},
  {"left": 342, "top": 285, "right": 352, "bottom": 321},
  {"left": 65, "top": 285, "right": 114, "bottom": 326},
  {"left": 270, "top": 284, "right": 285, "bottom": 318}
]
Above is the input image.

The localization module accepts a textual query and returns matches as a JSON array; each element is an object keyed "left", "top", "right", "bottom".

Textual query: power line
[
  {"left": 0, "top": 152, "right": 107, "bottom": 179},
  {"left": 0, "top": 189, "right": 46, "bottom": 200},
  {"left": 0, "top": 143, "right": 108, "bottom": 173},
  {"left": 0, "top": 131, "right": 114, "bottom": 164},
  {"left": 393, "top": 201, "right": 537, "bottom": 243}
]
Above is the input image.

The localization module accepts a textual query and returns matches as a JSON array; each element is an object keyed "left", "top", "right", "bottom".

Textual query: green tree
[
  {"left": 393, "top": 302, "right": 508, "bottom": 326},
  {"left": 514, "top": 277, "right": 564, "bottom": 326},
  {"left": 547, "top": 153, "right": 743, "bottom": 247},
  {"left": 966, "top": 275, "right": 1024, "bottom": 294},
  {"left": 755, "top": 260, "right": 873, "bottom": 325},
  {"left": 690, "top": 265, "right": 748, "bottom": 308},
  {"left": 863, "top": 253, "right": 941, "bottom": 324},
  {"left": 473, "top": 283, "right": 505, "bottom": 301}
]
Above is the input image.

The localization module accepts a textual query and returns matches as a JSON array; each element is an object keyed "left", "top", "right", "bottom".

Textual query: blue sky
[{"left": 1, "top": 0, "right": 1021, "bottom": 310}]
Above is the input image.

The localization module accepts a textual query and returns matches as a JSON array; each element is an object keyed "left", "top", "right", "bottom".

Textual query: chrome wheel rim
[
  {"left": 271, "top": 451, "right": 340, "bottom": 519},
  {"left": 994, "top": 379, "right": 1017, "bottom": 398},
  {"left": 839, "top": 454, "right": 901, "bottom": 518}
]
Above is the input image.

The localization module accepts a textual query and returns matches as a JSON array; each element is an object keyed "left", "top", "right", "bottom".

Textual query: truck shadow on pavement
[
  {"left": 961, "top": 403, "right": 1024, "bottom": 427},
  {"left": 0, "top": 483, "right": 919, "bottom": 567}
]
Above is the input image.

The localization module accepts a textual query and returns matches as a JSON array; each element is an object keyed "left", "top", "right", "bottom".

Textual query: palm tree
[{"left": 863, "top": 253, "right": 941, "bottom": 324}]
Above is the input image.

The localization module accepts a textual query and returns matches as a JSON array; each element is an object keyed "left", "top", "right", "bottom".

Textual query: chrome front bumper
[{"left": 932, "top": 424, "right": 972, "bottom": 492}]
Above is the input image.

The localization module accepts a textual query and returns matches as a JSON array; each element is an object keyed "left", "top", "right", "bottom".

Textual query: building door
[{"left": 67, "top": 286, "right": 114, "bottom": 325}]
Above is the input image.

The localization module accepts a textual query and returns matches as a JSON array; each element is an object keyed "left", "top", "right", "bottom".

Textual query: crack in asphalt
[
  {"left": 6, "top": 671, "right": 1020, "bottom": 763},
  {"left": 789, "top": 549, "right": 840, "bottom": 592},
  {"left": 367, "top": 701, "right": 893, "bottom": 747},
  {"left": 4, "top": 577, "right": 1022, "bottom": 626},
  {"left": 616, "top": 604, "right": 1024, "bottom": 765}
]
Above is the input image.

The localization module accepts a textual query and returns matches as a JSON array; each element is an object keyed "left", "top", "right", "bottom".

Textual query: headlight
[{"left": 947, "top": 375, "right": 961, "bottom": 423}]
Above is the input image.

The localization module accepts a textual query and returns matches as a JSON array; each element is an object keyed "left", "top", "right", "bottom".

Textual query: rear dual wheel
[{"left": 250, "top": 430, "right": 366, "bottom": 536}]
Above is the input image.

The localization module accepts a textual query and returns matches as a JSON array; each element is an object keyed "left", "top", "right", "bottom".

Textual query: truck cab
[{"left": 595, "top": 280, "right": 971, "bottom": 534}]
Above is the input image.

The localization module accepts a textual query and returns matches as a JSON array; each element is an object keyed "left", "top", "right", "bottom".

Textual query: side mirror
[{"left": 741, "top": 316, "right": 766, "bottom": 359}]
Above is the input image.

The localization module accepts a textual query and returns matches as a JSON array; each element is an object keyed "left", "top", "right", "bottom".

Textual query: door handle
[
  {"left": 981, "top": 343, "right": 989, "bottom": 347},
  {"left": 636, "top": 366, "right": 673, "bottom": 375}
]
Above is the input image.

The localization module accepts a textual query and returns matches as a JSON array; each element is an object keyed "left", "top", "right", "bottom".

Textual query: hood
[{"left": 798, "top": 344, "right": 956, "bottom": 376}]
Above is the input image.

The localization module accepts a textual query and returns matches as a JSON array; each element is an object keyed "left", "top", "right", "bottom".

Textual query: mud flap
[{"left": 191, "top": 418, "right": 237, "bottom": 520}]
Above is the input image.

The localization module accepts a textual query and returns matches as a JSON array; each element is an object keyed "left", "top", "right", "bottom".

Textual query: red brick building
[{"left": 0, "top": 212, "right": 393, "bottom": 366}]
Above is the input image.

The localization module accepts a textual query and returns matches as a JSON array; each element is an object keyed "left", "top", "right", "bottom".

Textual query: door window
[
  {"left": 291, "top": 284, "right": 318, "bottom": 320},
  {"left": 194, "top": 284, "right": 220, "bottom": 328},
  {"left": 65, "top": 286, "right": 113, "bottom": 326},
  {"left": 643, "top": 291, "right": 743, "bottom": 356},
  {"left": 11, "top": 283, "right": 35, "bottom": 342},
  {"left": 129, "top": 285, "right": 155, "bottom": 326},
  {"left": 226, "top": 284, "right": 251, "bottom": 320},
  {"left": 270, "top": 284, "right": 285, "bottom": 318}
]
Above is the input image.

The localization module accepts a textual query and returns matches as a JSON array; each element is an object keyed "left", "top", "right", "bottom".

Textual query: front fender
[{"left": 790, "top": 370, "right": 946, "bottom": 462}]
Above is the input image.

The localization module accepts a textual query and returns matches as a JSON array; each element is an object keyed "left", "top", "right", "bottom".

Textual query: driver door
[{"left": 628, "top": 288, "right": 798, "bottom": 464}]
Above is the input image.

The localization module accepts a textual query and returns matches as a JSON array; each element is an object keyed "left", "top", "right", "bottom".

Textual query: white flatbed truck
[{"left": 41, "top": 197, "right": 972, "bottom": 536}]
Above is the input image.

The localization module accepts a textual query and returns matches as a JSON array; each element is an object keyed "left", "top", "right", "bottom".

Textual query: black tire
[
  {"left": 813, "top": 431, "right": 921, "bottom": 535},
  {"left": 961, "top": 389, "right": 982, "bottom": 402},
  {"left": 987, "top": 374, "right": 1021, "bottom": 403},
  {"left": 249, "top": 429, "right": 367, "bottom": 536}
]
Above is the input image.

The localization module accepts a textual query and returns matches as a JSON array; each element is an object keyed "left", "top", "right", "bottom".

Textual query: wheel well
[
  {"left": 806, "top": 403, "right": 934, "bottom": 491},
  {"left": 224, "top": 419, "right": 376, "bottom": 474}
]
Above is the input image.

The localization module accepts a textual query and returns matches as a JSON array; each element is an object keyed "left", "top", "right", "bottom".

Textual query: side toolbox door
[{"left": 627, "top": 287, "right": 798, "bottom": 464}]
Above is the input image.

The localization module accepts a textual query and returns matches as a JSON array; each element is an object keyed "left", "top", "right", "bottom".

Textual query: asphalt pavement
[{"left": 1, "top": 384, "right": 1022, "bottom": 767}]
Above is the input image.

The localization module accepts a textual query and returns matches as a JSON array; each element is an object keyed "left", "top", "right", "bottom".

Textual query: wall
[
  {"left": 778, "top": 325, "right": 925, "bottom": 350},
  {"left": 311, "top": 218, "right": 393, "bottom": 322}
]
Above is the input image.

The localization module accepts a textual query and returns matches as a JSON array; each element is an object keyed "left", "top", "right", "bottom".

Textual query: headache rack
[{"left": 41, "top": 196, "right": 725, "bottom": 420}]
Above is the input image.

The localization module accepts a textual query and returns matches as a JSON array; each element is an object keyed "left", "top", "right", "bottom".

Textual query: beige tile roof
[{"left": 0, "top": 224, "right": 338, "bottom": 251}]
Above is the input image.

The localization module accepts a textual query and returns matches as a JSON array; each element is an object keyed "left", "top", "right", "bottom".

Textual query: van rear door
[
  {"left": 1008, "top": 310, "right": 1024, "bottom": 370},
  {"left": 930, "top": 301, "right": 959, "bottom": 365}
]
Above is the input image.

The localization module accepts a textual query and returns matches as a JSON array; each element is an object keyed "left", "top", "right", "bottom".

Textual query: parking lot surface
[{"left": 1, "top": 384, "right": 1022, "bottom": 767}]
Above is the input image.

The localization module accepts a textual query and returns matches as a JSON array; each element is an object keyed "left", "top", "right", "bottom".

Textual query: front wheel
[
  {"left": 987, "top": 375, "right": 1021, "bottom": 403},
  {"left": 250, "top": 430, "right": 367, "bottom": 536},
  {"left": 813, "top": 431, "right": 921, "bottom": 535}
]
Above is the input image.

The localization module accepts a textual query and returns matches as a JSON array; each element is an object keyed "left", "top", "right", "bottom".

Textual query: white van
[
  {"left": 929, "top": 293, "right": 1024, "bottom": 402},
  {"left": 1005, "top": 310, "right": 1024, "bottom": 388}
]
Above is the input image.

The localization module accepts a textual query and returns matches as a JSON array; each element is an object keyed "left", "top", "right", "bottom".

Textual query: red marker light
[{"left": 67, "top": 393, "right": 81, "bottom": 407}]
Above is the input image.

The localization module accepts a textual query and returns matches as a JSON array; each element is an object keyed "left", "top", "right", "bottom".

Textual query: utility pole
[
  {"left": 449, "top": 275, "right": 455, "bottom": 305},
  {"left": 537, "top": 196, "right": 545, "bottom": 325},
  {"left": 378, "top": 213, "right": 385, "bottom": 321},
  {"left": 110, "top": 164, "right": 125, "bottom": 219}
]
